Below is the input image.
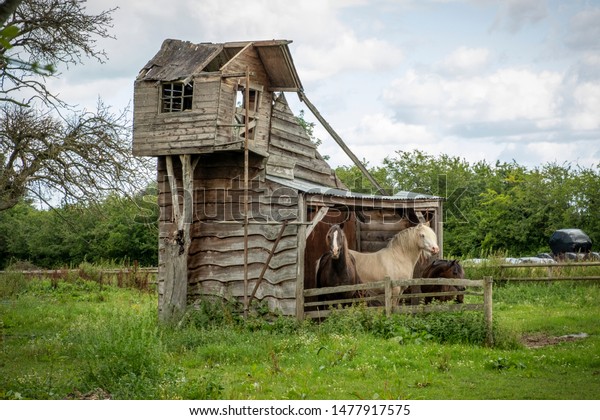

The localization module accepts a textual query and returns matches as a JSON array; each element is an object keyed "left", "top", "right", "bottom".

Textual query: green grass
[{"left": 1, "top": 270, "right": 599, "bottom": 400}]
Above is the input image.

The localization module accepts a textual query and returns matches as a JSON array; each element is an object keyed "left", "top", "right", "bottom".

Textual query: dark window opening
[{"left": 161, "top": 82, "right": 193, "bottom": 112}]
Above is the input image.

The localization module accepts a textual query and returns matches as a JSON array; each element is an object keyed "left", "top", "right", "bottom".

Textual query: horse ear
[{"left": 452, "top": 260, "right": 461, "bottom": 275}]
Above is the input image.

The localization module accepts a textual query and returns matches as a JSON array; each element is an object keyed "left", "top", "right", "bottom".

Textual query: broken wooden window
[
  {"left": 161, "top": 82, "right": 193, "bottom": 112},
  {"left": 235, "top": 85, "right": 262, "bottom": 140}
]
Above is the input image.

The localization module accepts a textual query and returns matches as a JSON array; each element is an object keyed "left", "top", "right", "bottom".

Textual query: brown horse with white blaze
[{"left": 315, "top": 224, "right": 362, "bottom": 305}]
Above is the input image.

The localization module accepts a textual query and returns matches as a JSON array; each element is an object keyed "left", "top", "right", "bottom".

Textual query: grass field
[{"left": 1, "top": 267, "right": 599, "bottom": 400}]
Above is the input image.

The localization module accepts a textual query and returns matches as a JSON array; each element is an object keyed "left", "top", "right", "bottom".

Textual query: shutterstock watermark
[{"left": 133, "top": 173, "right": 471, "bottom": 226}]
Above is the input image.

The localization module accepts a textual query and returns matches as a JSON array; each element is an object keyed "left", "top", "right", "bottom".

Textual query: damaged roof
[
  {"left": 137, "top": 39, "right": 303, "bottom": 91},
  {"left": 266, "top": 175, "right": 443, "bottom": 201}
]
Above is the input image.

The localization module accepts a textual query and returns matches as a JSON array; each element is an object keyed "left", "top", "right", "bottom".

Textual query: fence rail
[
  {"left": 303, "top": 277, "right": 494, "bottom": 346},
  {"left": 0, "top": 267, "right": 159, "bottom": 275},
  {"left": 495, "top": 261, "right": 600, "bottom": 282}
]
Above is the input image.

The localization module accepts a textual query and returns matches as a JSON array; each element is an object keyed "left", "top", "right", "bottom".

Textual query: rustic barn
[{"left": 132, "top": 39, "right": 444, "bottom": 320}]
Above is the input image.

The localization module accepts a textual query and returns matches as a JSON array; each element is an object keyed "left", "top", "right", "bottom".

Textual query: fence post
[
  {"left": 384, "top": 277, "right": 392, "bottom": 316},
  {"left": 484, "top": 276, "right": 494, "bottom": 347}
]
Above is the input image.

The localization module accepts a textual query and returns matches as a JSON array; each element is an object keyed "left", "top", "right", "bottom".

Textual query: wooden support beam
[
  {"left": 160, "top": 154, "right": 199, "bottom": 324},
  {"left": 248, "top": 220, "right": 289, "bottom": 306},
  {"left": 484, "top": 276, "right": 494, "bottom": 347},
  {"left": 305, "top": 206, "right": 329, "bottom": 239}
]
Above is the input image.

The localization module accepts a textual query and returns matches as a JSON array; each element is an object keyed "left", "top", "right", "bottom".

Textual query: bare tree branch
[
  {"left": 0, "top": 1, "right": 149, "bottom": 212},
  {"left": 0, "top": 103, "right": 153, "bottom": 211},
  {"left": 1, "top": 0, "right": 117, "bottom": 108}
]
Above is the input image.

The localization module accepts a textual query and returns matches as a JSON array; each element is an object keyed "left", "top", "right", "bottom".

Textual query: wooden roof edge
[{"left": 223, "top": 39, "right": 293, "bottom": 48}]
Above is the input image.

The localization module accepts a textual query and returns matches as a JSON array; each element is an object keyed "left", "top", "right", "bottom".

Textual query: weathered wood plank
[
  {"left": 189, "top": 247, "right": 297, "bottom": 269},
  {"left": 189, "top": 235, "right": 297, "bottom": 254},
  {"left": 188, "top": 263, "right": 297, "bottom": 286},
  {"left": 189, "top": 277, "right": 297, "bottom": 298}
]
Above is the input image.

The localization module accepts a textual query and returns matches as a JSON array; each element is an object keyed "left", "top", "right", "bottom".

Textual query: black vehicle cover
[{"left": 549, "top": 229, "right": 592, "bottom": 255}]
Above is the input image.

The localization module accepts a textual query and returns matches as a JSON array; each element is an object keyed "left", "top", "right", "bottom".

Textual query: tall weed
[
  {"left": 71, "top": 306, "right": 165, "bottom": 399},
  {"left": 0, "top": 272, "right": 28, "bottom": 298}
]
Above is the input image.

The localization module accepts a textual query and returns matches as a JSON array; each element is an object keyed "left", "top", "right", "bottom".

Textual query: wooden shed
[{"left": 132, "top": 39, "right": 444, "bottom": 320}]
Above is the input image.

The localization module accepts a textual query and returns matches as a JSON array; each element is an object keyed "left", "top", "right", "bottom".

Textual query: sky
[{"left": 48, "top": 0, "right": 600, "bottom": 170}]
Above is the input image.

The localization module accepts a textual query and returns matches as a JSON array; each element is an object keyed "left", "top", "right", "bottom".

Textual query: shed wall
[
  {"left": 266, "top": 95, "right": 340, "bottom": 187},
  {"left": 133, "top": 75, "right": 222, "bottom": 156},
  {"left": 157, "top": 153, "right": 300, "bottom": 316}
]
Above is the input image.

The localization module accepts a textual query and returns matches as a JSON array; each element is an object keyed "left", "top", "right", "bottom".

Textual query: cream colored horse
[{"left": 349, "top": 223, "right": 440, "bottom": 298}]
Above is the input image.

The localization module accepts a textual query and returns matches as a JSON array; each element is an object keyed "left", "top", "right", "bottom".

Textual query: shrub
[{"left": 318, "top": 305, "right": 492, "bottom": 346}]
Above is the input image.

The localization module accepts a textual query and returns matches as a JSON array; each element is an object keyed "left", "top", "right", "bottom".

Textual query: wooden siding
[
  {"left": 267, "top": 94, "right": 340, "bottom": 187},
  {"left": 218, "top": 45, "right": 272, "bottom": 153},
  {"left": 156, "top": 154, "right": 300, "bottom": 316},
  {"left": 187, "top": 222, "right": 298, "bottom": 315},
  {"left": 133, "top": 76, "right": 222, "bottom": 156}
]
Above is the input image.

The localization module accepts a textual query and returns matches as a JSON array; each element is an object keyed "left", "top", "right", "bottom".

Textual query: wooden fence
[
  {"left": 303, "top": 277, "right": 494, "bottom": 346},
  {"left": 0, "top": 267, "right": 159, "bottom": 276},
  {"left": 0, "top": 267, "right": 159, "bottom": 288},
  {"left": 496, "top": 261, "right": 600, "bottom": 282}
]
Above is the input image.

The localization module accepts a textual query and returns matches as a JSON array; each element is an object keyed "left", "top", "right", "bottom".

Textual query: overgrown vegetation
[
  {"left": 1, "top": 268, "right": 599, "bottom": 400},
  {"left": 0, "top": 187, "right": 158, "bottom": 268}
]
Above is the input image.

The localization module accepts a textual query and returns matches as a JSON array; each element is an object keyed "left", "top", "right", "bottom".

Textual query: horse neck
[{"left": 388, "top": 229, "right": 423, "bottom": 264}]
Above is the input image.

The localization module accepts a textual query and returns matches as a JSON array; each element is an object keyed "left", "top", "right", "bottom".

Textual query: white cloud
[
  {"left": 383, "top": 67, "right": 562, "bottom": 126},
  {"left": 566, "top": 8, "right": 600, "bottom": 51},
  {"left": 351, "top": 113, "right": 437, "bottom": 145},
  {"left": 46, "top": 77, "right": 133, "bottom": 113},
  {"left": 438, "top": 46, "right": 491, "bottom": 75},
  {"left": 296, "top": 34, "right": 404, "bottom": 82},
  {"left": 568, "top": 82, "right": 600, "bottom": 130}
]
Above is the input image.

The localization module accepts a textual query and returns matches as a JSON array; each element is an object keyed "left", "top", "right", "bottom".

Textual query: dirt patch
[
  {"left": 521, "top": 332, "right": 589, "bottom": 348},
  {"left": 66, "top": 388, "right": 111, "bottom": 400}
]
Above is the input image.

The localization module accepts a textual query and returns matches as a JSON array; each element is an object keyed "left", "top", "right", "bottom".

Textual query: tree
[
  {"left": 1, "top": 0, "right": 114, "bottom": 107},
  {"left": 0, "top": 103, "right": 150, "bottom": 211},
  {"left": 0, "top": 0, "right": 152, "bottom": 211}
]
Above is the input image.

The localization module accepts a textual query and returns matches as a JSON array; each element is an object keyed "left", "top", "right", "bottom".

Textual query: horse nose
[
  {"left": 331, "top": 244, "right": 340, "bottom": 259},
  {"left": 432, "top": 245, "right": 440, "bottom": 254}
]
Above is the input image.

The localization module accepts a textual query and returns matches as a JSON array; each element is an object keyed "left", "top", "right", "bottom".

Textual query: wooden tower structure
[{"left": 132, "top": 39, "right": 444, "bottom": 320}]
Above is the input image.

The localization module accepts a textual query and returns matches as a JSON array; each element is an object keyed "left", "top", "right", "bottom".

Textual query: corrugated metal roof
[{"left": 266, "top": 175, "right": 443, "bottom": 201}]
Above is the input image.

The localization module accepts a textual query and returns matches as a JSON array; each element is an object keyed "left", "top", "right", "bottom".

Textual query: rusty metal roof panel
[{"left": 266, "top": 175, "right": 442, "bottom": 201}]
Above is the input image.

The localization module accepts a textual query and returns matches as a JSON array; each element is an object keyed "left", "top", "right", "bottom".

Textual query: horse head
[
  {"left": 450, "top": 259, "right": 465, "bottom": 278},
  {"left": 416, "top": 223, "right": 440, "bottom": 257},
  {"left": 326, "top": 224, "right": 345, "bottom": 260}
]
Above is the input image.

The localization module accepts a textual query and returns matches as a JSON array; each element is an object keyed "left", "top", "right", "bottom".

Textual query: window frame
[{"left": 160, "top": 81, "right": 193, "bottom": 113}]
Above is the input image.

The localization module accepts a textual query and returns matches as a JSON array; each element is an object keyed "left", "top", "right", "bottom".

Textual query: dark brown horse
[
  {"left": 315, "top": 224, "right": 362, "bottom": 306},
  {"left": 420, "top": 259, "right": 465, "bottom": 304}
]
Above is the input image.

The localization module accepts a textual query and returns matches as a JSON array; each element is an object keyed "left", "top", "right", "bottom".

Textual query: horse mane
[
  {"left": 386, "top": 224, "right": 424, "bottom": 253},
  {"left": 423, "top": 259, "right": 465, "bottom": 278}
]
